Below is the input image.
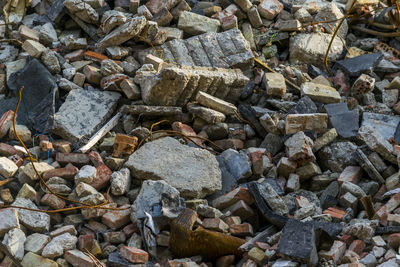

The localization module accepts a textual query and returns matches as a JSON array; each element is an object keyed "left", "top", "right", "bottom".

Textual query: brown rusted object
[
  {"left": 170, "top": 208, "right": 246, "bottom": 259},
  {"left": 360, "top": 195, "right": 375, "bottom": 220},
  {"left": 112, "top": 134, "right": 138, "bottom": 158}
]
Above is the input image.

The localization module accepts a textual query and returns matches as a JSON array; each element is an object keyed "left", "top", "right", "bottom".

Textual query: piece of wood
[
  {"left": 78, "top": 107, "right": 127, "bottom": 153},
  {"left": 126, "top": 105, "right": 183, "bottom": 116}
]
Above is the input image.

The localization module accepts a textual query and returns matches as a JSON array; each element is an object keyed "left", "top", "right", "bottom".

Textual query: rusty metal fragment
[{"left": 170, "top": 208, "right": 245, "bottom": 259}]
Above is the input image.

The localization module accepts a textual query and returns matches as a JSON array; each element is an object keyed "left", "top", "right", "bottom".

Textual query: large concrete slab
[{"left": 53, "top": 89, "right": 121, "bottom": 142}]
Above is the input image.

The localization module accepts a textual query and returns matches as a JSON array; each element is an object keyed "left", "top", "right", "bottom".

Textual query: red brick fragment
[
  {"left": 0, "top": 111, "right": 15, "bottom": 139},
  {"left": 120, "top": 246, "right": 149, "bottom": 264}
]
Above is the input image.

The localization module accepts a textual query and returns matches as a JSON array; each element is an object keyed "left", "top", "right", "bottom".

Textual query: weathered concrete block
[
  {"left": 53, "top": 89, "right": 121, "bottom": 142},
  {"left": 136, "top": 28, "right": 254, "bottom": 70},
  {"left": 135, "top": 65, "right": 249, "bottom": 106}
]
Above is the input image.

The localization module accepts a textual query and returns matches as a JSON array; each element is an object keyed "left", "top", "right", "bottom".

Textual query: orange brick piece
[
  {"left": 323, "top": 207, "right": 346, "bottom": 220},
  {"left": 120, "top": 246, "right": 149, "bottom": 264},
  {"left": 84, "top": 50, "right": 108, "bottom": 61},
  {"left": 112, "top": 134, "right": 138, "bottom": 158}
]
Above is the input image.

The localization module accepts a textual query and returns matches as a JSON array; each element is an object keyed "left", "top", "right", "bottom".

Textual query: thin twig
[
  {"left": 351, "top": 24, "right": 400, "bottom": 37},
  {"left": 324, "top": 0, "right": 357, "bottom": 74}
]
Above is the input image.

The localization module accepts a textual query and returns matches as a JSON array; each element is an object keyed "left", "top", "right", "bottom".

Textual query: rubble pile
[{"left": 0, "top": 0, "right": 400, "bottom": 266}]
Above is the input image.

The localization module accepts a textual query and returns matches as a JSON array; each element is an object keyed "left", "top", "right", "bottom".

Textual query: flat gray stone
[
  {"left": 361, "top": 112, "right": 400, "bottom": 141},
  {"left": 12, "top": 198, "right": 50, "bottom": 233},
  {"left": 125, "top": 137, "right": 222, "bottom": 198},
  {"left": 2, "top": 228, "right": 26, "bottom": 260},
  {"left": 42, "top": 233, "right": 77, "bottom": 258},
  {"left": 178, "top": 11, "right": 220, "bottom": 35},
  {"left": 53, "top": 89, "right": 121, "bottom": 143}
]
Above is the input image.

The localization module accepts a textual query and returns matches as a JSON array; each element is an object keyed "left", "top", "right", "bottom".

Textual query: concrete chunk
[
  {"left": 290, "top": 33, "right": 343, "bottom": 67},
  {"left": 135, "top": 65, "right": 249, "bottom": 106},
  {"left": 97, "top": 16, "right": 147, "bottom": 49},
  {"left": 178, "top": 11, "right": 220, "bottom": 35},
  {"left": 53, "top": 89, "right": 121, "bottom": 142}
]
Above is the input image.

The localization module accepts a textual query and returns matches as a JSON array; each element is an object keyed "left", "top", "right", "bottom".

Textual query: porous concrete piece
[
  {"left": 359, "top": 125, "right": 397, "bottom": 164},
  {"left": 12, "top": 198, "right": 51, "bottom": 233},
  {"left": 135, "top": 65, "right": 249, "bottom": 106},
  {"left": 289, "top": 33, "right": 343, "bottom": 67},
  {"left": 314, "top": 3, "right": 348, "bottom": 39},
  {"left": 2, "top": 228, "right": 26, "bottom": 260},
  {"left": 125, "top": 137, "right": 222, "bottom": 198},
  {"left": 0, "top": 157, "right": 18, "bottom": 178},
  {"left": 277, "top": 220, "right": 318, "bottom": 266},
  {"left": 318, "top": 141, "right": 358, "bottom": 172},
  {"left": 301, "top": 82, "right": 341, "bottom": 104},
  {"left": 42, "top": 233, "right": 77, "bottom": 258},
  {"left": 111, "top": 168, "right": 131, "bottom": 196},
  {"left": 130, "top": 180, "right": 185, "bottom": 223},
  {"left": 53, "top": 89, "right": 121, "bottom": 142},
  {"left": 178, "top": 11, "right": 220, "bottom": 35},
  {"left": 137, "top": 28, "right": 254, "bottom": 70}
]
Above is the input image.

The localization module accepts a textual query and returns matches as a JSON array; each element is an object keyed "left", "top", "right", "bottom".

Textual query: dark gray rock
[
  {"left": 317, "top": 141, "right": 358, "bottom": 172},
  {"left": 108, "top": 252, "right": 134, "bottom": 267},
  {"left": 394, "top": 122, "right": 400, "bottom": 144},
  {"left": 325, "top": 103, "right": 359, "bottom": 138},
  {"left": 260, "top": 133, "right": 283, "bottom": 156},
  {"left": 277, "top": 219, "right": 318, "bottom": 266},
  {"left": 320, "top": 181, "right": 339, "bottom": 209},
  {"left": 217, "top": 149, "right": 252, "bottom": 182},
  {"left": 240, "top": 80, "right": 255, "bottom": 100},
  {"left": 238, "top": 104, "right": 267, "bottom": 138},
  {"left": 3, "top": 58, "right": 59, "bottom": 133},
  {"left": 207, "top": 156, "right": 239, "bottom": 202},
  {"left": 288, "top": 96, "right": 317, "bottom": 114},
  {"left": 308, "top": 64, "right": 328, "bottom": 78},
  {"left": 335, "top": 53, "right": 383, "bottom": 77}
]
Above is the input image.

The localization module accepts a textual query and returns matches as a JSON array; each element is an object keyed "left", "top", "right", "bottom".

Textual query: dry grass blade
[
  {"left": 84, "top": 248, "right": 104, "bottom": 267},
  {"left": 0, "top": 178, "right": 13, "bottom": 187}
]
